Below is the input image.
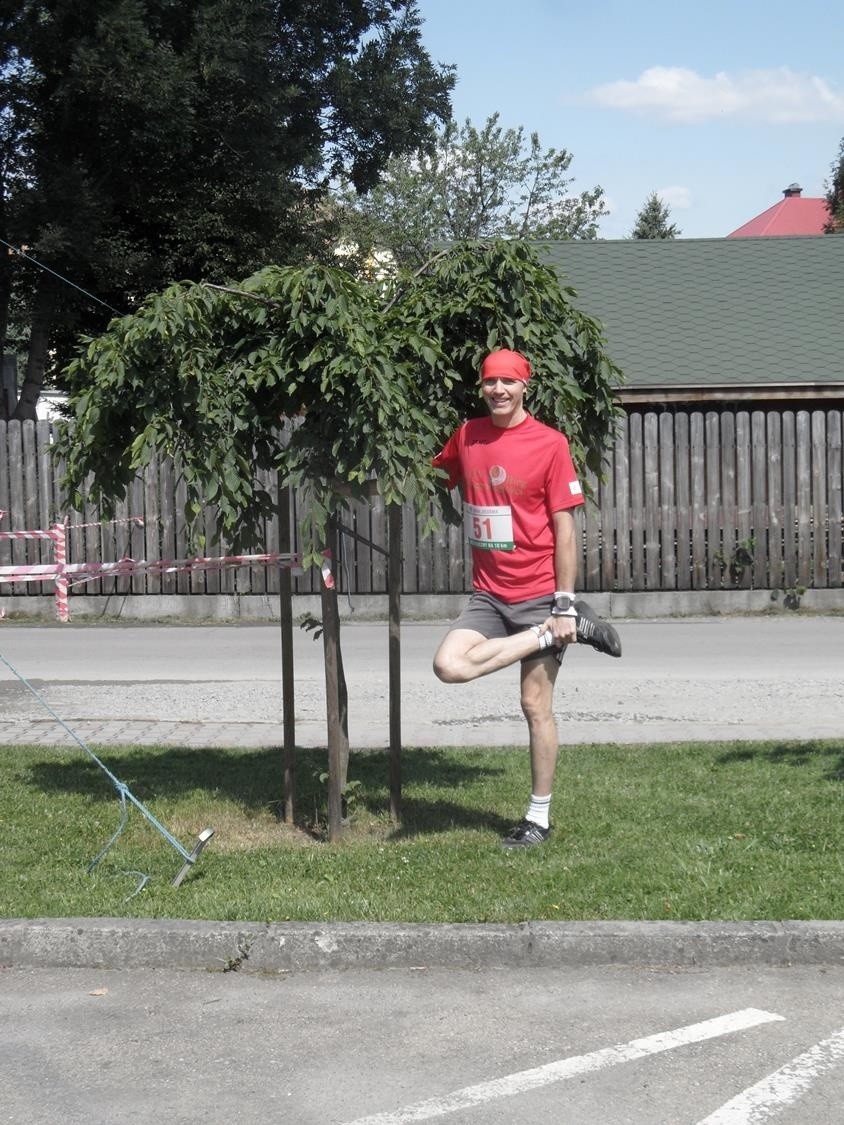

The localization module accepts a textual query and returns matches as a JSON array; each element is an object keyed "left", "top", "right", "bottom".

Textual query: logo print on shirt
[{"left": 489, "top": 465, "right": 507, "bottom": 486}]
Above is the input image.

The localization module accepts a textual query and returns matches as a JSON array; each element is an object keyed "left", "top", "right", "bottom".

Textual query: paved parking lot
[{"left": 2, "top": 962, "right": 844, "bottom": 1124}]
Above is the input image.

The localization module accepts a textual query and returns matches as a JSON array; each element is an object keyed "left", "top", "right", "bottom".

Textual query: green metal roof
[{"left": 537, "top": 236, "right": 844, "bottom": 390}]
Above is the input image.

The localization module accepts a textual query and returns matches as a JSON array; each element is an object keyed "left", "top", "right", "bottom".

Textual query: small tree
[
  {"left": 57, "top": 239, "right": 623, "bottom": 838},
  {"left": 631, "top": 191, "right": 680, "bottom": 240},
  {"left": 335, "top": 114, "right": 608, "bottom": 272},
  {"left": 824, "top": 136, "right": 844, "bottom": 233}
]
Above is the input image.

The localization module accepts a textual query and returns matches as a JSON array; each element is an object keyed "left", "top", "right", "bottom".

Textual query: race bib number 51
[{"left": 465, "top": 503, "right": 515, "bottom": 551}]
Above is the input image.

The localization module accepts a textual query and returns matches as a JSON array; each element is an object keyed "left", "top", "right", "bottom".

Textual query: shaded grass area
[{"left": 1, "top": 739, "right": 842, "bottom": 922}]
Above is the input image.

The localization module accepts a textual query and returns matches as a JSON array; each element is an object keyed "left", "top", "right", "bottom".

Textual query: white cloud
[
  {"left": 588, "top": 66, "right": 844, "bottom": 124},
  {"left": 656, "top": 185, "right": 692, "bottom": 210}
]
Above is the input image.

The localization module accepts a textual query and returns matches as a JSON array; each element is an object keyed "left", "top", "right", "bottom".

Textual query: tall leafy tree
[
  {"left": 631, "top": 191, "right": 680, "bottom": 240},
  {"left": 1, "top": 0, "right": 454, "bottom": 418},
  {"left": 824, "top": 136, "right": 844, "bottom": 233},
  {"left": 334, "top": 113, "right": 608, "bottom": 272}
]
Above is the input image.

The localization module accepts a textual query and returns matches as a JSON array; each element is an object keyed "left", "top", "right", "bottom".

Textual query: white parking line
[
  {"left": 343, "top": 1008, "right": 784, "bottom": 1125},
  {"left": 697, "top": 1025, "right": 844, "bottom": 1123}
]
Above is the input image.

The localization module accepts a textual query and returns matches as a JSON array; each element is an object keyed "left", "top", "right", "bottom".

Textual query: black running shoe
[
  {"left": 501, "top": 818, "right": 550, "bottom": 848},
  {"left": 575, "top": 600, "right": 622, "bottom": 658}
]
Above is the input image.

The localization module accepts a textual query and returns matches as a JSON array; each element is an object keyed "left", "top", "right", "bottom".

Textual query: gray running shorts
[{"left": 448, "top": 590, "right": 565, "bottom": 664}]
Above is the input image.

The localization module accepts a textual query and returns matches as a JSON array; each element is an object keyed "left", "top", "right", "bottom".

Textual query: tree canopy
[
  {"left": 58, "top": 240, "right": 623, "bottom": 559},
  {"left": 334, "top": 113, "right": 608, "bottom": 272},
  {"left": 631, "top": 191, "right": 680, "bottom": 240},
  {"left": 1, "top": 0, "right": 454, "bottom": 417}
]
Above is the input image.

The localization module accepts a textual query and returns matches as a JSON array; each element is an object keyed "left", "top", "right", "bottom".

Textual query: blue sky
[{"left": 416, "top": 0, "right": 844, "bottom": 238}]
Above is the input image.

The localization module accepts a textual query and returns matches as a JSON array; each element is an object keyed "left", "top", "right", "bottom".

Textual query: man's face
[{"left": 481, "top": 376, "right": 526, "bottom": 426}]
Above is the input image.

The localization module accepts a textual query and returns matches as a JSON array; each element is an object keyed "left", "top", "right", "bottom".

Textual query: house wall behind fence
[{"left": 0, "top": 409, "right": 841, "bottom": 601}]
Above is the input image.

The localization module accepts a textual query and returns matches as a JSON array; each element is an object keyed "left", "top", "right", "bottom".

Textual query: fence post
[{"left": 52, "top": 520, "right": 69, "bottom": 622}]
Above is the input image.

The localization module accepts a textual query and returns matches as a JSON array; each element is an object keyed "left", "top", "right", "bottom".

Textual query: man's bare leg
[
  {"left": 433, "top": 625, "right": 549, "bottom": 684},
  {"left": 520, "top": 655, "right": 560, "bottom": 796},
  {"left": 498, "top": 655, "right": 561, "bottom": 847}
]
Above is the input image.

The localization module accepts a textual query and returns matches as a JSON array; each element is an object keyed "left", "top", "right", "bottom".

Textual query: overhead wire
[{"left": 0, "top": 236, "right": 125, "bottom": 317}]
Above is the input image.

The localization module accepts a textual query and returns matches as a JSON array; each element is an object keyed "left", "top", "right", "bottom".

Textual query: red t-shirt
[{"left": 433, "top": 415, "right": 584, "bottom": 602}]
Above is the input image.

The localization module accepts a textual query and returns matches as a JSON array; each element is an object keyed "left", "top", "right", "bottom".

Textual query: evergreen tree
[
  {"left": 824, "top": 136, "right": 844, "bottom": 233},
  {"left": 631, "top": 191, "right": 680, "bottom": 240}
]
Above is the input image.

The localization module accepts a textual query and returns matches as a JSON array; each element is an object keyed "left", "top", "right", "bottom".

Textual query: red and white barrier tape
[
  {"left": 0, "top": 551, "right": 303, "bottom": 585},
  {"left": 0, "top": 513, "right": 312, "bottom": 622},
  {"left": 0, "top": 540, "right": 303, "bottom": 622},
  {"left": 0, "top": 515, "right": 143, "bottom": 539},
  {"left": 65, "top": 516, "right": 145, "bottom": 531}
]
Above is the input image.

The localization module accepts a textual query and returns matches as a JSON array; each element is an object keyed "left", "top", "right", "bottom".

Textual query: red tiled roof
[{"left": 727, "top": 196, "right": 830, "bottom": 238}]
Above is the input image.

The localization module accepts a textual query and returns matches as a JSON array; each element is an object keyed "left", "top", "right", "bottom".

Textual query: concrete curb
[{"left": 3, "top": 918, "right": 844, "bottom": 973}]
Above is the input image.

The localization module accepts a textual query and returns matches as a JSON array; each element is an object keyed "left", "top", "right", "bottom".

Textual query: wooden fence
[{"left": 1, "top": 408, "right": 842, "bottom": 600}]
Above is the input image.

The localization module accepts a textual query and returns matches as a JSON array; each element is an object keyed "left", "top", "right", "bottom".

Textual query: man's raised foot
[{"left": 575, "top": 600, "right": 622, "bottom": 658}]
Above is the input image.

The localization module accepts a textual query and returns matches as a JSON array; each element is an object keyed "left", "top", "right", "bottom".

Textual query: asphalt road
[{"left": 0, "top": 615, "right": 842, "bottom": 747}]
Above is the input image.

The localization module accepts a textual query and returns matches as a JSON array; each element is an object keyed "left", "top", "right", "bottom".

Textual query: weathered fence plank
[
  {"left": 7, "top": 424, "right": 27, "bottom": 592},
  {"left": 766, "top": 411, "right": 783, "bottom": 591},
  {"left": 690, "top": 411, "right": 706, "bottom": 589},
  {"left": 751, "top": 410, "right": 768, "bottom": 589},
  {"left": 782, "top": 411, "right": 797, "bottom": 588},
  {"left": 599, "top": 443, "right": 616, "bottom": 591},
  {"left": 828, "top": 411, "right": 842, "bottom": 589},
  {"left": 735, "top": 411, "right": 752, "bottom": 588},
  {"left": 643, "top": 412, "right": 660, "bottom": 590},
  {"left": 673, "top": 411, "right": 690, "bottom": 591},
  {"left": 659, "top": 412, "right": 676, "bottom": 589},
  {"left": 720, "top": 412, "right": 737, "bottom": 588},
  {"left": 812, "top": 410, "right": 828, "bottom": 589},
  {"left": 614, "top": 416, "right": 631, "bottom": 591},
  {"left": 796, "top": 411, "right": 812, "bottom": 586},
  {"left": 705, "top": 410, "right": 721, "bottom": 588},
  {"left": 583, "top": 469, "right": 601, "bottom": 589},
  {"left": 628, "top": 411, "right": 645, "bottom": 589}
]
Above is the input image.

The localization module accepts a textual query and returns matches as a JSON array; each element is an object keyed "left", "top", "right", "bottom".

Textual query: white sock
[
  {"left": 526, "top": 793, "right": 551, "bottom": 829},
  {"left": 530, "top": 624, "right": 555, "bottom": 651}
]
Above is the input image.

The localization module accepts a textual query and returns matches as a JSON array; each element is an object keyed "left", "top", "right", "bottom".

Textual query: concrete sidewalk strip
[{"left": 2, "top": 918, "right": 844, "bottom": 973}]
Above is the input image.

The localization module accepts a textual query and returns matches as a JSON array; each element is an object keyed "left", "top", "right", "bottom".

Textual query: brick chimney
[{"left": 783, "top": 183, "right": 802, "bottom": 198}]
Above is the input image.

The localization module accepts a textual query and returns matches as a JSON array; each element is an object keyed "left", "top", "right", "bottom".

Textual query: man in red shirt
[{"left": 432, "top": 348, "right": 621, "bottom": 847}]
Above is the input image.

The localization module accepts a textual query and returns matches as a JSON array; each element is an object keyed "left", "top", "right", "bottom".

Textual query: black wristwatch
[{"left": 551, "top": 593, "right": 577, "bottom": 617}]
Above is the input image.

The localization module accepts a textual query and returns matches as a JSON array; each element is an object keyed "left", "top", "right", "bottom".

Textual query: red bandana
[{"left": 480, "top": 349, "right": 531, "bottom": 384}]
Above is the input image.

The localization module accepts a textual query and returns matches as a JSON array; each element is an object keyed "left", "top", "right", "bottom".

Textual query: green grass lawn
[{"left": 1, "top": 739, "right": 842, "bottom": 923}]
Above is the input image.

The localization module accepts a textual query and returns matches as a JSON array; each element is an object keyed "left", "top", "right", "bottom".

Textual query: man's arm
[{"left": 547, "top": 508, "right": 579, "bottom": 644}]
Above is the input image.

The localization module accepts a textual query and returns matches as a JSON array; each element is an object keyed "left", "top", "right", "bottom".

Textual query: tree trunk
[
  {"left": 13, "top": 274, "right": 57, "bottom": 421},
  {"left": 321, "top": 571, "right": 349, "bottom": 841},
  {"left": 0, "top": 216, "right": 12, "bottom": 421}
]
